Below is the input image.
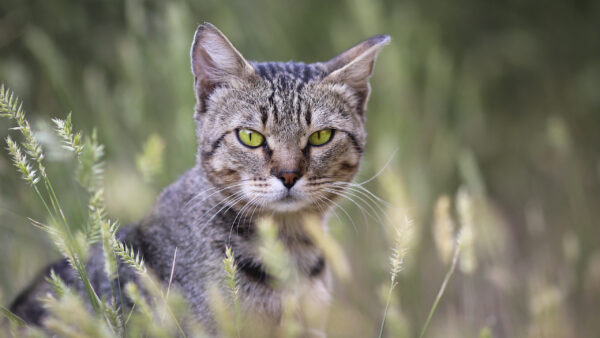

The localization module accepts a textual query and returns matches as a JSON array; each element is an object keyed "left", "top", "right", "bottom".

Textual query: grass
[{"left": 0, "top": 86, "right": 189, "bottom": 337}]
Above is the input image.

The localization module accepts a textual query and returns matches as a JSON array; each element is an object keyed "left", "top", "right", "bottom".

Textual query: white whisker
[
  {"left": 332, "top": 181, "right": 392, "bottom": 207},
  {"left": 357, "top": 148, "right": 398, "bottom": 185},
  {"left": 228, "top": 196, "right": 258, "bottom": 242},
  {"left": 328, "top": 183, "right": 392, "bottom": 222},
  {"left": 313, "top": 193, "right": 353, "bottom": 233},
  {"left": 323, "top": 187, "right": 374, "bottom": 226},
  {"left": 184, "top": 181, "right": 250, "bottom": 211},
  {"left": 315, "top": 191, "right": 358, "bottom": 233},
  {"left": 196, "top": 191, "right": 247, "bottom": 228}
]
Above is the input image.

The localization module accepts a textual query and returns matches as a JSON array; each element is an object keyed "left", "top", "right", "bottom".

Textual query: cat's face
[{"left": 191, "top": 23, "right": 389, "bottom": 213}]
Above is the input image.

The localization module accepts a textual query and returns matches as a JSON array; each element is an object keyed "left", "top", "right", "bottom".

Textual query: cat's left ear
[{"left": 323, "top": 35, "right": 390, "bottom": 111}]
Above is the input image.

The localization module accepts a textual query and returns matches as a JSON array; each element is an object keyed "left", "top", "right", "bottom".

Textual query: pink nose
[{"left": 277, "top": 171, "right": 300, "bottom": 189}]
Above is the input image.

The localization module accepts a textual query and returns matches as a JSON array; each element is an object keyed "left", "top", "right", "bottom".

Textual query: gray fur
[{"left": 10, "top": 22, "right": 389, "bottom": 335}]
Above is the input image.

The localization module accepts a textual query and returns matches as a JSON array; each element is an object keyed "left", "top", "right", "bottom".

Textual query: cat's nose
[{"left": 277, "top": 171, "right": 300, "bottom": 189}]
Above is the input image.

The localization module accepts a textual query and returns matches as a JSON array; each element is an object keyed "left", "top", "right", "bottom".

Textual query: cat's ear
[
  {"left": 190, "top": 23, "right": 254, "bottom": 112},
  {"left": 323, "top": 35, "right": 390, "bottom": 111}
]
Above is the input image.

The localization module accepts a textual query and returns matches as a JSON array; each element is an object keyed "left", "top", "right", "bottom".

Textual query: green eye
[
  {"left": 237, "top": 129, "right": 265, "bottom": 148},
  {"left": 308, "top": 129, "right": 333, "bottom": 146}
]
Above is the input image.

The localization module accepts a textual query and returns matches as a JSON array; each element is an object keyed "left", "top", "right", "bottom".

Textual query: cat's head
[{"left": 190, "top": 23, "right": 389, "bottom": 213}]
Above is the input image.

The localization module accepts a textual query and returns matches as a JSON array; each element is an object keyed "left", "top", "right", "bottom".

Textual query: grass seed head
[{"left": 433, "top": 195, "right": 455, "bottom": 264}]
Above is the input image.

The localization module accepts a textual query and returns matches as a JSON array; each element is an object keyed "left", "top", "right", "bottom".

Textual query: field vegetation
[{"left": 1, "top": 1, "right": 599, "bottom": 337}]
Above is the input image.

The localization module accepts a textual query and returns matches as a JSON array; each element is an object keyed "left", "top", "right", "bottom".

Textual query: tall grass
[{"left": 0, "top": 85, "right": 190, "bottom": 337}]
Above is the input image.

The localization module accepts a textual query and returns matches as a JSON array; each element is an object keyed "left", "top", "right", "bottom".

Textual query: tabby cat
[{"left": 10, "top": 23, "right": 389, "bottom": 336}]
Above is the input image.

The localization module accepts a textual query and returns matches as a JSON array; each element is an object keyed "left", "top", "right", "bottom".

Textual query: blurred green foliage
[{"left": 1, "top": 0, "right": 599, "bottom": 337}]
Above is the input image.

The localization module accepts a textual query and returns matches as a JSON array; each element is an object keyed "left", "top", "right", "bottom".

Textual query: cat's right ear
[{"left": 190, "top": 23, "right": 254, "bottom": 113}]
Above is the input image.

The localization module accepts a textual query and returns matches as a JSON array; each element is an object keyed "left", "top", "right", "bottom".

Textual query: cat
[{"left": 9, "top": 22, "right": 389, "bottom": 335}]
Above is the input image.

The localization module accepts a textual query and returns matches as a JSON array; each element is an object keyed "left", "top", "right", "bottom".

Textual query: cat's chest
[
  {"left": 241, "top": 264, "right": 332, "bottom": 336},
  {"left": 233, "top": 216, "right": 333, "bottom": 330}
]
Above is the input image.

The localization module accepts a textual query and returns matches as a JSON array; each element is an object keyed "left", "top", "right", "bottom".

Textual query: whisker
[
  {"left": 232, "top": 196, "right": 258, "bottom": 229},
  {"left": 246, "top": 198, "right": 265, "bottom": 226},
  {"left": 315, "top": 191, "right": 358, "bottom": 234},
  {"left": 184, "top": 181, "right": 250, "bottom": 211},
  {"left": 185, "top": 180, "right": 250, "bottom": 206},
  {"left": 194, "top": 189, "right": 244, "bottom": 216},
  {"left": 195, "top": 191, "right": 247, "bottom": 227},
  {"left": 328, "top": 187, "right": 392, "bottom": 230},
  {"left": 329, "top": 183, "right": 391, "bottom": 218},
  {"left": 328, "top": 182, "right": 394, "bottom": 224},
  {"left": 356, "top": 148, "right": 398, "bottom": 185},
  {"left": 330, "top": 181, "right": 392, "bottom": 207},
  {"left": 229, "top": 197, "right": 258, "bottom": 242},
  {"left": 323, "top": 187, "right": 375, "bottom": 226},
  {"left": 338, "top": 184, "right": 396, "bottom": 228},
  {"left": 313, "top": 193, "right": 355, "bottom": 234},
  {"left": 252, "top": 201, "right": 267, "bottom": 229}
]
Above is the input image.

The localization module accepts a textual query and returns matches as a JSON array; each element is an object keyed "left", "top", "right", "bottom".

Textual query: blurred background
[{"left": 1, "top": 0, "right": 599, "bottom": 337}]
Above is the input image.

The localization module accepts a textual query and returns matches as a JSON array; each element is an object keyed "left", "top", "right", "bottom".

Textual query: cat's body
[{"left": 10, "top": 23, "right": 389, "bottom": 335}]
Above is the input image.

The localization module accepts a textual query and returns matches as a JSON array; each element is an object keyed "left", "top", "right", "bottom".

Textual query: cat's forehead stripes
[
  {"left": 252, "top": 61, "right": 327, "bottom": 84},
  {"left": 250, "top": 62, "right": 328, "bottom": 136}
]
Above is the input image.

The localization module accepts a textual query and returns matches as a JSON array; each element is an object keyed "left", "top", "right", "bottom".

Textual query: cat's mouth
[
  {"left": 280, "top": 194, "right": 296, "bottom": 202},
  {"left": 268, "top": 190, "right": 309, "bottom": 212}
]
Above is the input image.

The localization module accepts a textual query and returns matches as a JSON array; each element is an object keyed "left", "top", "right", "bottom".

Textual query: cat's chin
[{"left": 267, "top": 196, "right": 311, "bottom": 213}]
